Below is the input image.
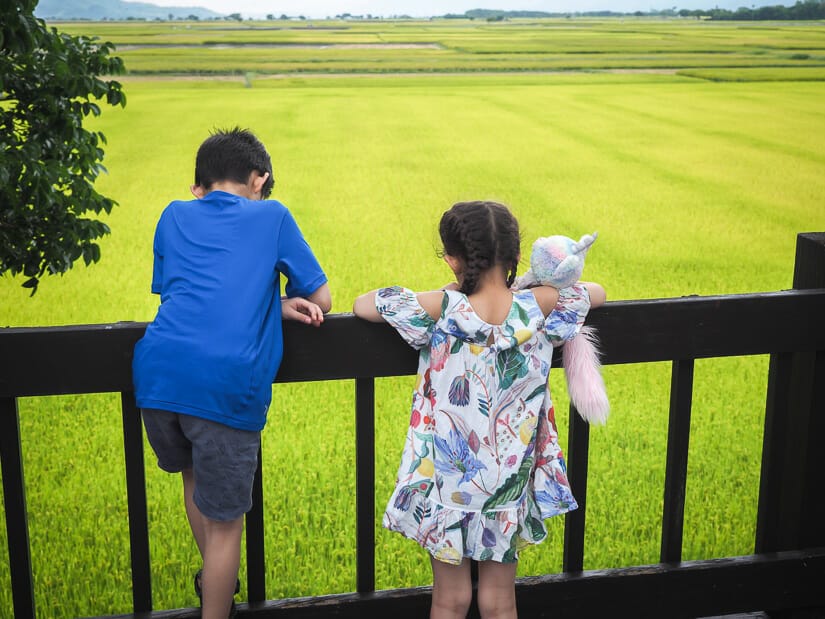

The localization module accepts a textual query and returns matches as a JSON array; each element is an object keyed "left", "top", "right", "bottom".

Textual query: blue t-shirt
[{"left": 132, "top": 191, "right": 327, "bottom": 431}]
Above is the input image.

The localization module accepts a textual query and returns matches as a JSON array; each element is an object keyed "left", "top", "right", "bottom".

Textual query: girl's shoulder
[
  {"left": 522, "top": 286, "right": 560, "bottom": 317},
  {"left": 417, "top": 290, "right": 447, "bottom": 321}
]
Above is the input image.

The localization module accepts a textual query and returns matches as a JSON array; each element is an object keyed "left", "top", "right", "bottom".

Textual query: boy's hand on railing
[{"left": 282, "top": 297, "right": 325, "bottom": 327}]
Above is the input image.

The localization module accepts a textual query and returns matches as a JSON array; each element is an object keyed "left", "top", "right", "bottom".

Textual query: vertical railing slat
[
  {"left": 120, "top": 392, "right": 152, "bottom": 612},
  {"left": 660, "top": 359, "right": 694, "bottom": 564},
  {"left": 563, "top": 406, "right": 590, "bottom": 573},
  {"left": 757, "top": 233, "right": 825, "bottom": 556},
  {"left": 0, "top": 397, "right": 36, "bottom": 619},
  {"left": 246, "top": 445, "right": 266, "bottom": 604},
  {"left": 756, "top": 351, "right": 793, "bottom": 553},
  {"left": 355, "top": 378, "right": 376, "bottom": 593}
]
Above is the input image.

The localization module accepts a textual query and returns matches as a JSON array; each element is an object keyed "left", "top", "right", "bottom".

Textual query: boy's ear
[
  {"left": 190, "top": 184, "right": 206, "bottom": 198},
  {"left": 251, "top": 171, "right": 270, "bottom": 198}
]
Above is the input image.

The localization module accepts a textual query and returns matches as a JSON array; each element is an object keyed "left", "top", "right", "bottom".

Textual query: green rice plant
[
  {"left": 49, "top": 18, "right": 825, "bottom": 76},
  {"left": 0, "top": 59, "right": 824, "bottom": 619}
]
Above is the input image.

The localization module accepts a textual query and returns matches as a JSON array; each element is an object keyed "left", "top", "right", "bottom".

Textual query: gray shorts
[{"left": 141, "top": 409, "right": 260, "bottom": 522}]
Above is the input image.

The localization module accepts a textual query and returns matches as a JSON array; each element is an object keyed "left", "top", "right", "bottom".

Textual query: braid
[
  {"left": 458, "top": 211, "right": 492, "bottom": 295},
  {"left": 491, "top": 205, "right": 521, "bottom": 289},
  {"left": 439, "top": 201, "right": 521, "bottom": 295}
]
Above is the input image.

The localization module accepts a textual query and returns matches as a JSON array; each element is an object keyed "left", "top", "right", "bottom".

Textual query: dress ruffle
[{"left": 382, "top": 465, "right": 578, "bottom": 565}]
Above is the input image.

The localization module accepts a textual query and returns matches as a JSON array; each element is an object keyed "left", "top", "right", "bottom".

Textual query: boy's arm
[
  {"left": 282, "top": 297, "right": 325, "bottom": 327},
  {"left": 306, "top": 282, "right": 332, "bottom": 314}
]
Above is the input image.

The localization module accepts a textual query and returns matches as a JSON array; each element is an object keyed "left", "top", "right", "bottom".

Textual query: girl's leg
[
  {"left": 476, "top": 561, "right": 518, "bottom": 619},
  {"left": 429, "top": 556, "right": 473, "bottom": 619}
]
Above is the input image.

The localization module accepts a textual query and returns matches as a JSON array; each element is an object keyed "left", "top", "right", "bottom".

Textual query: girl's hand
[{"left": 282, "top": 297, "right": 325, "bottom": 327}]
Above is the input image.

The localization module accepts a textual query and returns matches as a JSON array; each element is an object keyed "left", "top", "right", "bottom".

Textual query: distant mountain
[{"left": 34, "top": 0, "right": 223, "bottom": 20}]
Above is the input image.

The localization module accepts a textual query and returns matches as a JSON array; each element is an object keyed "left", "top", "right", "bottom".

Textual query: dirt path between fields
[
  {"left": 118, "top": 68, "right": 680, "bottom": 82},
  {"left": 116, "top": 43, "right": 443, "bottom": 50}
]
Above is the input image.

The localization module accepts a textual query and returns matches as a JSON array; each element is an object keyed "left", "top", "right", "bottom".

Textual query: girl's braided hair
[{"left": 439, "top": 201, "right": 521, "bottom": 295}]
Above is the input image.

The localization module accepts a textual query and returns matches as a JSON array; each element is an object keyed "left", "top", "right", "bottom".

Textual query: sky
[{"left": 144, "top": 0, "right": 779, "bottom": 19}]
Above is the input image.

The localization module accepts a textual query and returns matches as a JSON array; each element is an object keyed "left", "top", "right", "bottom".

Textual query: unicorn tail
[{"left": 563, "top": 325, "right": 610, "bottom": 425}]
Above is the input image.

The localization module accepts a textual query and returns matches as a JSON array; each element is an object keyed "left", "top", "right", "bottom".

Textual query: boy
[{"left": 132, "top": 127, "right": 330, "bottom": 619}]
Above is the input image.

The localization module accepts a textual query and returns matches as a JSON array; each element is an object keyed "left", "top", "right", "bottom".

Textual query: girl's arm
[
  {"left": 352, "top": 288, "right": 446, "bottom": 322},
  {"left": 531, "top": 281, "right": 606, "bottom": 316},
  {"left": 353, "top": 290, "right": 384, "bottom": 322},
  {"left": 530, "top": 286, "right": 561, "bottom": 316},
  {"left": 580, "top": 281, "right": 606, "bottom": 308}
]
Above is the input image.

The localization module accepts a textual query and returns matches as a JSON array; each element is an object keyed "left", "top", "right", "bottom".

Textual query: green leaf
[
  {"left": 515, "top": 303, "right": 530, "bottom": 325},
  {"left": 524, "top": 385, "right": 545, "bottom": 402},
  {"left": 495, "top": 348, "right": 529, "bottom": 390},
  {"left": 407, "top": 457, "right": 422, "bottom": 475},
  {"left": 524, "top": 514, "right": 546, "bottom": 541},
  {"left": 481, "top": 456, "right": 533, "bottom": 511}
]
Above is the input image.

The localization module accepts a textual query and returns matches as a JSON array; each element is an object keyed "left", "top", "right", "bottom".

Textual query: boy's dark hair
[
  {"left": 194, "top": 127, "right": 275, "bottom": 199},
  {"left": 439, "top": 201, "right": 521, "bottom": 295}
]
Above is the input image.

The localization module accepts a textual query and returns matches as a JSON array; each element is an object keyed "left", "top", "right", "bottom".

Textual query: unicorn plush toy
[{"left": 514, "top": 232, "right": 610, "bottom": 425}]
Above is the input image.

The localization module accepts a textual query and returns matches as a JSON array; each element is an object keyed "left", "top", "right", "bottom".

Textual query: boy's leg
[
  {"left": 142, "top": 409, "right": 252, "bottom": 617},
  {"left": 182, "top": 468, "right": 206, "bottom": 557},
  {"left": 182, "top": 414, "right": 259, "bottom": 616},
  {"left": 476, "top": 560, "right": 518, "bottom": 619},
  {"left": 429, "top": 556, "right": 472, "bottom": 619},
  {"left": 200, "top": 515, "right": 244, "bottom": 619}
]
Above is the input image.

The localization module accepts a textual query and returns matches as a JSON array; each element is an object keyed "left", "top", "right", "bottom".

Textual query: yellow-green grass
[
  {"left": 49, "top": 19, "right": 825, "bottom": 76},
  {"left": 1, "top": 72, "right": 824, "bottom": 617}
]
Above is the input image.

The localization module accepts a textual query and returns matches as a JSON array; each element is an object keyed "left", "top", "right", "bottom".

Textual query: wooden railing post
[
  {"left": 0, "top": 397, "right": 35, "bottom": 619},
  {"left": 660, "top": 359, "right": 695, "bottom": 564},
  {"left": 563, "top": 408, "right": 590, "bottom": 573},
  {"left": 757, "top": 233, "right": 825, "bottom": 554},
  {"left": 120, "top": 392, "right": 152, "bottom": 613},
  {"left": 355, "top": 378, "right": 376, "bottom": 594},
  {"left": 246, "top": 446, "right": 266, "bottom": 604}
]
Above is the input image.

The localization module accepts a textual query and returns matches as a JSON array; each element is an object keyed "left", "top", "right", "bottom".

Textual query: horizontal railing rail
[
  {"left": 2, "top": 232, "right": 824, "bottom": 619},
  {"left": 2, "top": 289, "right": 825, "bottom": 398}
]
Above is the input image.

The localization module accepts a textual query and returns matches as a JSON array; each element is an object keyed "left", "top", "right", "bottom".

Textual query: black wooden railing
[{"left": 2, "top": 232, "right": 825, "bottom": 619}]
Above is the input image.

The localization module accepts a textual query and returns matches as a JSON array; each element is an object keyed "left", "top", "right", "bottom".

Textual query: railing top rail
[{"left": 1, "top": 288, "right": 824, "bottom": 399}]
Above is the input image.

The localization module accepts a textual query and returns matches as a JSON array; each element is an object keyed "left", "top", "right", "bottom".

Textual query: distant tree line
[
  {"left": 682, "top": 0, "right": 825, "bottom": 19},
  {"left": 445, "top": 0, "right": 824, "bottom": 21}
]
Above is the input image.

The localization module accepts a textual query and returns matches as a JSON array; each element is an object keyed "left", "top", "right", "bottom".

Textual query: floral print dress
[{"left": 376, "top": 285, "right": 591, "bottom": 565}]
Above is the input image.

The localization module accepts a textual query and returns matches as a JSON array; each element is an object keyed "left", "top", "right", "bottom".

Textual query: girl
[{"left": 353, "top": 201, "right": 606, "bottom": 619}]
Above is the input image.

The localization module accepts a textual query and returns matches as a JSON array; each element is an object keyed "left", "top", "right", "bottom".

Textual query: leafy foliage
[{"left": 0, "top": 0, "right": 125, "bottom": 293}]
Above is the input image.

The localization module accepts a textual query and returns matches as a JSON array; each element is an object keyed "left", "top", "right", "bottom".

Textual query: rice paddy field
[{"left": 1, "top": 17, "right": 824, "bottom": 618}]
